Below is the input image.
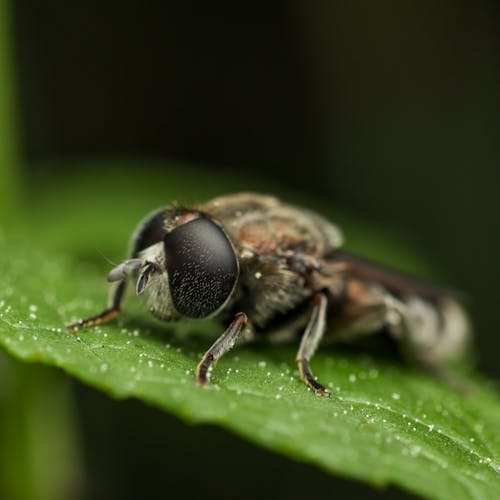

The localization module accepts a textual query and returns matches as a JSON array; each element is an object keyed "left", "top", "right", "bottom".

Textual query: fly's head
[{"left": 108, "top": 210, "right": 240, "bottom": 321}]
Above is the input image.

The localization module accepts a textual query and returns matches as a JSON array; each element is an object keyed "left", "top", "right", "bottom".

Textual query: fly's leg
[
  {"left": 196, "top": 312, "right": 248, "bottom": 386},
  {"left": 296, "top": 293, "right": 330, "bottom": 397},
  {"left": 68, "top": 281, "right": 126, "bottom": 331}
]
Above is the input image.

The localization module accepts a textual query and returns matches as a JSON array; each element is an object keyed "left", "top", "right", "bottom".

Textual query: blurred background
[{"left": 0, "top": 1, "right": 499, "bottom": 499}]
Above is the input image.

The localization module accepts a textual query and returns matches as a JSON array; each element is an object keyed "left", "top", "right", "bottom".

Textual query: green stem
[
  {"left": 0, "top": 0, "right": 21, "bottom": 225},
  {"left": 0, "top": 356, "right": 84, "bottom": 500}
]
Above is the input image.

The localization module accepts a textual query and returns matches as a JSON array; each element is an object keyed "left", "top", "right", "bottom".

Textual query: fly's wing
[
  {"left": 327, "top": 249, "right": 471, "bottom": 367},
  {"left": 331, "top": 249, "right": 465, "bottom": 303}
]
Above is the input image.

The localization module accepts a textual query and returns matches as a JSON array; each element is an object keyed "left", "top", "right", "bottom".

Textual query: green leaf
[{"left": 1, "top": 163, "right": 499, "bottom": 500}]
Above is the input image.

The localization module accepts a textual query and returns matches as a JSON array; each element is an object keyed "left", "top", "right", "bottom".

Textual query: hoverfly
[{"left": 69, "top": 193, "right": 470, "bottom": 395}]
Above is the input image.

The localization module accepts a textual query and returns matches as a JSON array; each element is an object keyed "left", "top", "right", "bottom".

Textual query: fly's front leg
[
  {"left": 297, "top": 293, "right": 330, "bottom": 397},
  {"left": 68, "top": 281, "right": 126, "bottom": 331},
  {"left": 196, "top": 312, "right": 248, "bottom": 386}
]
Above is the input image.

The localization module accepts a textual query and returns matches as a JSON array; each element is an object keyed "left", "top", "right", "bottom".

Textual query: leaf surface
[{"left": 1, "top": 165, "right": 499, "bottom": 500}]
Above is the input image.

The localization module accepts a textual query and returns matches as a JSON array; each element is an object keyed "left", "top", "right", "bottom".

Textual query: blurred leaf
[{"left": 1, "top": 162, "right": 499, "bottom": 500}]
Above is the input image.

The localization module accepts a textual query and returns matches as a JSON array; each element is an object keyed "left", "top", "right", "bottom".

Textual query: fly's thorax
[
  {"left": 228, "top": 249, "right": 314, "bottom": 329},
  {"left": 198, "top": 194, "right": 343, "bottom": 260}
]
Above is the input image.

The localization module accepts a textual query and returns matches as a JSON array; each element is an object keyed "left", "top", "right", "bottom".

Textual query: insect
[{"left": 69, "top": 193, "right": 470, "bottom": 396}]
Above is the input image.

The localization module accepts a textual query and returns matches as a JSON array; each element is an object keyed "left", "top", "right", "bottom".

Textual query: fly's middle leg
[{"left": 296, "top": 293, "right": 330, "bottom": 397}]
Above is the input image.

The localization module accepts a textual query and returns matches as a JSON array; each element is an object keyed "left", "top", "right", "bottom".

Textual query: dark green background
[{"left": 1, "top": 2, "right": 499, "bottom": 499}]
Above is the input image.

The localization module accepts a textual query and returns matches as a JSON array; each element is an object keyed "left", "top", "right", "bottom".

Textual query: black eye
[{"left": 164, "top": 216, "right": 239, "bottom": 318}]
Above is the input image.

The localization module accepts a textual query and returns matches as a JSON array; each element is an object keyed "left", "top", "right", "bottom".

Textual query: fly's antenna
[{"left": 96, "top": 249, "right": 119, "bottom": 267}]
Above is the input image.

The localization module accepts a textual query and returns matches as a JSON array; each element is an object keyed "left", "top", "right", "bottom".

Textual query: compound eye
[{"left": 164, "top": 217, "right": 238, "bottom": 318}]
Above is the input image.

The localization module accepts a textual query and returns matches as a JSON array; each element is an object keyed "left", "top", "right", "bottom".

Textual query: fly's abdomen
[{"left": 400, "top": 294, "right": 471, "bottom": 363}]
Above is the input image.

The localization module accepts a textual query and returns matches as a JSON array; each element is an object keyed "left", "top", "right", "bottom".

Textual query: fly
[{"left": 69, "top": 193, "right": 471, "bottom": 396}]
